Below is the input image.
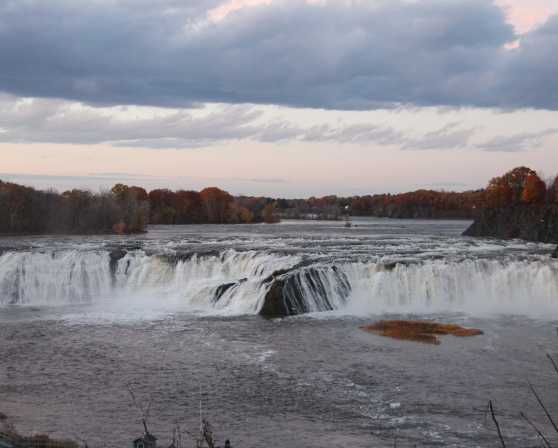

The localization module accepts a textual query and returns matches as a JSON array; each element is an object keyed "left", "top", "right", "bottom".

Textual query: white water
[
  {"left": 0, "top": 250, "right": 300, "bottom": 314},
  {"left": 339, "top": 259, "right": 558, "bottom": 317},
  {"left": 1, "top": 249, "right": 558, "bottom": 318},
  {"left": 113, "top": 249, "right": 300, "bottom": 314},
  {"left": 0, "top": 251, "right": 112, "bottom": 305}
]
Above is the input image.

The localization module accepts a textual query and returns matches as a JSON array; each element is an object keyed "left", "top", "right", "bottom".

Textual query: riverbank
[{"left": 463, "top": 204, "right": 558, "bottom": 244}]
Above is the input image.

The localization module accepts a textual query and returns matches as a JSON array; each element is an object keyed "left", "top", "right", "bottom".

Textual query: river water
[{"left": 1, "top": 219, "right": 558, "bottom": 447}]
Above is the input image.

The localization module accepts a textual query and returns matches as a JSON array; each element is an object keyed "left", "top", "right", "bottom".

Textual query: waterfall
[
  {"left": 339, "top": 259, "right": 558, "bottom": 316},
  {"left": 1, "top": 248, "right": 558, "bottom": 318},
  {"left": 0, "top": 251, "right": 112, "bottom": 305},
  {"left": 0, "top": 249, "right": 300, "bottom": 314},
  {"left": 280, "top": 266, "right": 352, "bottom": 314},
  {"left": 263, "top": 258, "right": 558, "bottom": 318}
]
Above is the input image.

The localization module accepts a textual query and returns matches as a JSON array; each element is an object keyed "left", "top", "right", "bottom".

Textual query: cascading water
[
  {"left": 0, "top": 249, "right": 301, "bottom": 314},
  {"left": 1, "top": 247, "right": 557, "bottom": 318},
  {"left": 278, "top": 266, "right": 352, "bottom": 314},
  {"left": 0, "top": 251, "right": 112, "bottom": 305},
  {"left": 338, "top": 259, "right": 558, "bottom": 316},
  {"left": 113, "top": 249, "right": 301, "bottom": 314}
]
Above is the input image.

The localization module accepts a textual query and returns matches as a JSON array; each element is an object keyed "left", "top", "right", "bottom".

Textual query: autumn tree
[
  {"left": 485, "top": 177, "right": 513, "bottom": 208},
  {"left": 550, "top": 176, "right": 558, "bottom": 203},
  {"left": 239, "top": 207, "right": 254, "bottom": 223},
  {"left": 148, "top": 189, "right": 177, "bottom": 224},
  {"left": 262, "top": 202, "right": 279, "bottom": 223},
  {"left": 173, "top": 190, "right": 204, "bottom": 224},
  {"left": 111, "top": 184, "right": 149, "bottom": 233},
  {"left": 200, "top": 187, "right": 233, "bottom": 223},
  {"left": 521, "top": 173, "right": 546, "bottom": 204}
]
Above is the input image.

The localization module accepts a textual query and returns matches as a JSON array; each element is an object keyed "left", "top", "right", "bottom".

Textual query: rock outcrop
[
  {"left": 552, "top": 246, "right": 558, "bottom": 259},
  {"left": 213, "top": 279, "right": 246, "bottom": 303},
  {"left": 109, "top": 248, "right": 127, "bottom": 276},
  {"left": 361, "top": 320, "right": 483, "bottom": 345},
  {"left": 463, "top": 205, "right": 558, "bottom": 243},
  {"left": 259, "top": 266, "right": 351, "bottom": 318},
  {"left": 259, "top": 278, "right": 290, "bottom": 318}
]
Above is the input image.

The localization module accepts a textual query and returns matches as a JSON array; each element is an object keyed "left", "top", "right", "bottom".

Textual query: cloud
[
  {"left": 2, "top": 94, "right": 557, "bottom": 152},
  {"left": 476, "top": 128, "right": 558, "bottom": 151},
  {"left": 418, "top": 181, "right": 472, "bottom": 190},
  {"left": 0, "top": 172, "right": 161, "bottom": 185},
  {"left": 0, "top": 0, "right": 556, "bottom": 110},
  {"left": 401, "top": 123, "right": 477, "bottom": 150},
  {"left": 0, "top": 95, "right": 266, "bottom": 147},
  {"left": 0, "top": 94, "right": 476, "bottom": 149}
]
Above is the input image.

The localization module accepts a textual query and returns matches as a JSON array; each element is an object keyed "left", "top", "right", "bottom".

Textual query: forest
[{"left": 0, "top": 166, "right": 554, "bottom": 234}]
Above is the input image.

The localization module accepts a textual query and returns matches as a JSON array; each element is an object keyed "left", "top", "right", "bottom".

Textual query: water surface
[{"left": 1, "top": 219, "right": 557, "bottom": 447}]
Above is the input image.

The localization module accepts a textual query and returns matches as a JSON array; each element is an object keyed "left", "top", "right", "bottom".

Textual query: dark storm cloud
[{"left": 0, "top": 0, "right": 555, "bottom": 110}]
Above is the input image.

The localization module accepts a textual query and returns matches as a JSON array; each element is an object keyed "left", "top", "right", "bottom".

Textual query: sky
[{"left": 1, "top": 0, "right": 558, "bottom": 197}]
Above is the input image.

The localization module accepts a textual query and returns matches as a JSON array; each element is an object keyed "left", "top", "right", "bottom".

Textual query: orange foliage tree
[
  {"left": 551, "top": 177, "right": 558, "bottom": 203},
  {"left": 521, "top": 173, "right": 547, "bottom": 204},
  {"left": 485, "top": 166, "right": 540, "bottom": 207},
  {"left": 200, "top": 187, "right": 234, "bottom": 224}
]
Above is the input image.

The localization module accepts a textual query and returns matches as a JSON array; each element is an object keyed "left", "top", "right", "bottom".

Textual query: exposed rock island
[
  {"left": 360, "top": 320, "right": 483, "bottom": 345},
  {"left": 463, "top": 204, "right": 558, "bottom": 243},
  {"left": 461, "top": 167, "right": 558, "bottom": 256}
]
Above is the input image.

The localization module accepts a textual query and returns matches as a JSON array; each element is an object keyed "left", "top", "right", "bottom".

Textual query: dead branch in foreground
[
  {"left": 488, "top": 400, "right": 506, "bottom": 448},
  {"left": 520, "top": 411, "right": 553, "bottom": 448}
]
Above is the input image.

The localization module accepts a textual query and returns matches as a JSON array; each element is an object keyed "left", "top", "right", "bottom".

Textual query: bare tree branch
[
  {"left": 547, "top": 354, "right": 558, "bottom": 377},
  {"left": 489, "top": 400, "right": 506, "bottom": 448},
  {"left": 529, "top": 382, "right": 558, "bottom": 434},
  {"left": 520, "top": 412, "right": 553, "bottom": 448}
]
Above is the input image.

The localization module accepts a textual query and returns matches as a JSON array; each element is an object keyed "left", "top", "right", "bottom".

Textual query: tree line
[
  {"left": 0, "top": 166, "right": 555, "bottom": 234},
  {"left": 282, "top": 166, "right": 556, "bottom": 220},
  {"left": 0, "top": 181, "right": 279, "bottom": 234},
  {"left": 0, "top": 181, "right": 149, "bottom": 234}
]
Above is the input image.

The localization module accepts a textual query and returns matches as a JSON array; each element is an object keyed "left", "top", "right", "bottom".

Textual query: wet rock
[
  {"left": 262, "top": 268, "right": 290, "bottom": 284},
  {"left": 0, "top": 247, "right": 18, "bottom": 258},
  {"left": 161, "top": 250, "right": 221, "bottom": 264},
  {"left": 259, "top": 278, "right": 289, "bottom": 318},
  {"left": 109, "top": 248, "right": 127, "bottom": 276},
  {"left": 213, "top": 279, "right": 247, "bottom": 303},
  {"left": 259, "top": 266, "right": 351, "bottom": 318},
  {"left": 361, "top": 320, "right": 483, "bottom": 345},
  {"left": 382, "top": 262, "right": 398, "bottom": 271}
]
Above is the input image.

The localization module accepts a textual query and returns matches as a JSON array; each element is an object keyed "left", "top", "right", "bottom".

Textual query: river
[{"left": 1, "top": 219, "right": 557, "bottom": 447}]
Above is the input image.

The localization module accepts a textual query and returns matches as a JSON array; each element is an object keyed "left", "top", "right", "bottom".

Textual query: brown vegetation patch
[{"left": 361, "top": 320, "right": 483, "bottom": 345}]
